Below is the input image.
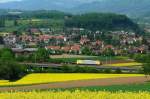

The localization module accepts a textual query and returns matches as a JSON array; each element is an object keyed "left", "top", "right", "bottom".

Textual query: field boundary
[{"left": 0, "top": 76, "right": 149, "bottom": 92}]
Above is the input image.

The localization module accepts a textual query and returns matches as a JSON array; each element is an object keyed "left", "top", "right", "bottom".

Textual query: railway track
[{"left": 20, "top": 63, "right": 141, "bottom": 72}]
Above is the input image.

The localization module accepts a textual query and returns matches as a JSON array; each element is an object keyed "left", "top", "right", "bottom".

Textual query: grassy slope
[{"left": 55, "top": 82, "right": 150, "bottom": 92}]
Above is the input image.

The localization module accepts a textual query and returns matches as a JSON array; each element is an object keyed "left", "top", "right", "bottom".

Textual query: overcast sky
[
  {"left": 0, "top": 0, "right": 21, "bottom": 3},
  {"left": 0, "top": 0, "right": 103, "bottom": 3}
]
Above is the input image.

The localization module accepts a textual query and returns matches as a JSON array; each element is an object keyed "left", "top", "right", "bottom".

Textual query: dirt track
[{"left": 0, "top": 76, "right": 149, "bottom": 92}]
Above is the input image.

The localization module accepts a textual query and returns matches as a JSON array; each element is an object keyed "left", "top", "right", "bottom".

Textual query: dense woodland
[
  {"left": 65, "top": 13, "right": 141, "bottom": 32},
  {"left": 20, "top": 10, "right": 69, "bottom": 19},
  {"left": 0, "top": 11, "right": 142, "bottom": 33}
]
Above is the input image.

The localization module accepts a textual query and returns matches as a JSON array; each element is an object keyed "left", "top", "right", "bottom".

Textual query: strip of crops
[
  {"left": 105, "top": 62, "right": 142, "bottom": 67},
  {"left": 0, "top": 90, "right": 150, "bottom": 99},
  {"left": 0, "top": 73, "right": 144, "bottom": 86}
]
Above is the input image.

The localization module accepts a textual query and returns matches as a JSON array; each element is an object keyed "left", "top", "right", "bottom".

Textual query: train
[{"left": 76, "top": 60, "right": 102, "bottom": 65}]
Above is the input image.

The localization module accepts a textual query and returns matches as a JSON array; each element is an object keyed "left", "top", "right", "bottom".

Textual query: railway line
[{"left": 20, "top": 63, "right": 141, "bottom": 72}]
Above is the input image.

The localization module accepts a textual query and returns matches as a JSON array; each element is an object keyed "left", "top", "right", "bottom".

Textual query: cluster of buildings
[{"left": 0, "top": 28, "right": 150, "bottom": 56}]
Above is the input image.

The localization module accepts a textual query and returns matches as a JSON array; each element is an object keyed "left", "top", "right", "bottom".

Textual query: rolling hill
[
  {"left": 72, "top": 0, "right": 150, "bottom": 17},
  {"left": 0, "top": 0, "right": 150, "bottom": 17},
  {"left": 65, "top": 13, "right": 141, "bottom": 32},
  {"left": 0, "top": 0, "right": 85, "bottom": 11}
]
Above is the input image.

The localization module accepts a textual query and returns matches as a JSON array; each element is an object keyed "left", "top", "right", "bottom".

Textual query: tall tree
[
  {"left": 0, "top": 60, "right": 26, "bottom": 80},
  {"left": 142, "top": 54, "right": 150, "bottom": 77},
  {"left": 0, "top": 17, "right": 5, "bottom": 27},
  {"left": 82, "top": 47, "right": 92, "bottom": 55},
  {"left": 34, "top": 48, "right": 49, "bottom": 62},
  {"left": 0, "top": 48, "right": 14, "bottom": 60}
]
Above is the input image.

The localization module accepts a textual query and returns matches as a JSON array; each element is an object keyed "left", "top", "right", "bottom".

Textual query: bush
[
  {"left": 115, "top": 68, "right": 122, "bottom": 74},
  {"left": 16, "top": 55, "right": 27, "bottom": 62},
  {"left": 61, "top": 65, "right": 74, "bottom": 73},
  {"left": 0, "top": 60, "right": 27, "bottom": 81},
  {"left": 104, "top": 68, "right": 112, "bottom": 73},
  {"left": 143, "top": 63, "right": 150, "bottom": 76}
]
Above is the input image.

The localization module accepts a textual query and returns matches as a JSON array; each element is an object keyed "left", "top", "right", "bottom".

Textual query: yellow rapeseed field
[
  {"left": 0, "top": 73, "right": 144, "bottom": 86},
  {"left": 106, "top": 62, "right": 142, "bottom": 67},
  {"left": 0, "top": 80, "right": 9, "bottom": 83},
  {"left": 0, "top": 90, "right": 150, "bottom": 99}
]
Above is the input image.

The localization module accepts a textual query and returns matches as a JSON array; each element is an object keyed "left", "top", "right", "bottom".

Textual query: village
[{"left": 0, "top": 27, "right": 150, "bottom": 57}]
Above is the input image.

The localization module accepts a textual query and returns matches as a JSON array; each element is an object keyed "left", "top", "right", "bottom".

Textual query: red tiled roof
[
  {"left": 39, "top": 35, "right": 64, "bottom": 40},
  {"left": 138, "top": 47, "right": 145, "bottom": 51},
  {"left": 21, "top": 35, "right": 32, "bottom": 41},
  {"left": 96, "top": 40, "right": 102, "bottom": 45},
  {"left": 80, "top": 38, "right": 90, "bottom": 43},
  {"left": 61, "top": 46, "right": 71, "bottom": 51},
  {"left": 55, "top": 36, "right": 64, "bottom": 39},
  {"left": 105, "top": 45, "right": 113, "bottom": 49},
  {"left": 39, "top": 35, "right": 53, "bottom": 40},
  {"left": 46, "top": 46, "right": 61, "bottom": 50},
  {"left": 71, "top": 45, "right": 81, "bottom": 51},
  {"left": 30, "top": 28, "right": 40, "bottom": 33}
]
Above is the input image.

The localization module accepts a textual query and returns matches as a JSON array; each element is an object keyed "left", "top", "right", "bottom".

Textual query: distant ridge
[{"left": 0, "top": 0, "right": 150, "bottom": 17}]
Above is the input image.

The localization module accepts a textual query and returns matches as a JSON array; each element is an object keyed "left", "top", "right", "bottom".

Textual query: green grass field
[
  {"left": 1, "top": 18, "right": 64, "bottom": 32},
  {"left": 51, "top": 82, "right": 150, "bottom": 92},
  {"left": 49, "top": 56, "right": 130, "bottom": 63}
]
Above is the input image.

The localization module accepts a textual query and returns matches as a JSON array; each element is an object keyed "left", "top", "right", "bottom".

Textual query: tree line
[
  {"left": 0, "top": 48, "right": 26, "bottom": 81},
  {"left": 131, "top": 54, "right": 150, "bottom": 76}
]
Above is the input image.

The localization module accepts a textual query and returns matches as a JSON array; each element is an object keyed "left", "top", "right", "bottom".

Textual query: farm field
[
  {"left": 50, "top": 55, "right": 130, "bottom": 64},
  {"left": 0, "top": 90, "right": 150, "bottom": 99},
  {"left": 0, "top": 73, "right": 144, "bottom": 86},
  {"left": 61, "top": 82, "right": 150, "bottom": 92},
  {"left": 105, "top": 62, "right": 143, "bottom": 67},
  {"left": 0, "top": 80, "right": 9, "bottom": 83}
]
